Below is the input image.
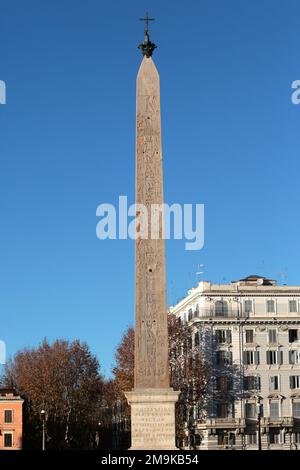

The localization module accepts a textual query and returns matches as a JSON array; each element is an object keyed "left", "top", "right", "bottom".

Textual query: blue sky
[{"left": 0, "top": 0, "right": 299, "bottom": 377}]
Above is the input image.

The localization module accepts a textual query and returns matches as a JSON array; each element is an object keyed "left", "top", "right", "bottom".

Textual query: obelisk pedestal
[
  {"left": 125, "top": 389, "right": 179, "bottom": 450},
  {"left": 125, "top": 24, "right": 179, "bottom": 450}
]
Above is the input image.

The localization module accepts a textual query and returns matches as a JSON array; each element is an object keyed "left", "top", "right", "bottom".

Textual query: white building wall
[{"left": 170, "top": 276, "right": 300, "bottom": 450}]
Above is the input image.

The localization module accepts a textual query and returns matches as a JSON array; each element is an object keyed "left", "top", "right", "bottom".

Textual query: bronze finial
[{"left": 138, "top": 12, "right": 157, "bottom": 58}]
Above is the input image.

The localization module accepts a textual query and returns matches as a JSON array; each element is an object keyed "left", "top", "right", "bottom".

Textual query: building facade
[
  {"left": 170, "top": 275, "right": 300, "bottom": 450},
  {"left": 0, "top": 388, "right": 23, "bottom": 450}
]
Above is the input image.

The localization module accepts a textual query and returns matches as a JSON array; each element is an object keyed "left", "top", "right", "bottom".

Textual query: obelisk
[{"left": 125, "top": 14, "right": 179, "bottom": 450}]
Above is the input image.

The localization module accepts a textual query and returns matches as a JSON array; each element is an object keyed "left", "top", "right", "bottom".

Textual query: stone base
[{"left": 125, "top": 388, "right": 180, "bottom": 450}]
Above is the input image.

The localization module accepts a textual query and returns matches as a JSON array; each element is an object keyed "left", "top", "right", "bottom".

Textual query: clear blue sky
[{"left": 0, "top": 0, "right": 299, "bottom": 377}]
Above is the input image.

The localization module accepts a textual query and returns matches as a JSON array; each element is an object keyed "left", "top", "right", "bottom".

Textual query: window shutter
[
  {"left": 255, "top": 376, "right": 259, "bottom": 390},
  {"left": 226, "top": 330, "right": 232, "bottom": 343},
  {"left": 279, "top": 351, "right": 283, "bottom": 365},
  {"left": 255, "top": 351, "right": 260, "bottom": 365}
]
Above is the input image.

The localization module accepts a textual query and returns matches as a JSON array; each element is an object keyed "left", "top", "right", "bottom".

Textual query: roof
[
  {"left": 234, "top": 275, "right": 276, "bottom": 286},
  {"left": 239, "top": 275, "right": 266, "bottom": 281},
  {"left": 0, "top": 387, "right": 17, "bottom": 395}
]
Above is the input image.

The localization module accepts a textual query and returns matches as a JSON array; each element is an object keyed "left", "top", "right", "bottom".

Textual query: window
[
  {"left": 217, "top": 430, "right": 235, "bottom": 446},
  {"left": 194, "top": 331, "right": 200, "bottom": 346},
  {"left": 183, "top": 313, "right": 187, "bottom": 323},
  {"left": 289, "top": 329, "right": 300, "bottom": 343},
  {"left": 243, "top": 350, "right": 260, "bottom": 365},
  {"left": 294, "top": 432, "right": 300, "bottom": 444},
  {"left": 216, "top": 403, "right": 234, "bottom": 419},
  {"left": 215, "top": 329, "right": 231, "bottom": 344},
  {"left": 244, "top": 300, "right": 253, "bottom": 314},
  {"left": 216, "top": 330, "right": 226, "bottom": 344},
  {"left": 290, "top": 375, "right": 300, "bottom": 389},
  {"left": 268, "top": 329, "right": 277, "bottom": 344},
  {"left": 244, "top": 375, "right": 261, "bottom": 391},
  {"left": 245, "top": 403, "right": 256, "bottom": 418},
  {"left": 4, "top": 433, "right": 12, "bottom": 448},
  {"left": 216, "top": 403, "right": 228, "bottom": 418},
  {"left": 4, "top": 410, "right": 13, "bottom": 424},
  {"left": 266, "top": 299, "right": 275, "bottom": 313},
  {"left": 289, "top": 350, "right": 300, "bottom": 365},
  {"left": 289, "top": 300, "right": 298, "bottom": 313},
  {"left": 216, "top": 376, "right": 232, "bottom": 392},
  {"left": 245, "top": 329, "right": 254, "bottom": 343},
  {"left": 269, "top": 375, "right": 280, "bottom": 391},
  {"left": 4, "top": 410, "right": 13, "bottom": 423},
  {"left": 188, "top": 308, "right": 193, "bottom": 321},
  {"left": 266, "top": 350, "right": 283, "bottom": 365},
  {"left": 194, "top": 304, "right": 199, "bottom": 317},
  {"left": 215, "top": 301, "right": 228, "bottom": 317},
  {"left": 216, "top": 350, "right": 233, "bottom": 366},
  {"left": 194, "top": 434, "right": 201, "bottom": 446},
  {"left": 292, "top": 402, "right": 300, "bottom": 418},
  {"left": 248, "top": 433, "right": 257, "bottom": 445},
  {"left": 269, "top": 429, "right": 281, "bottom": 444},
  {"left": 269, "top": 402, "right": 280, "bottom": 419}
]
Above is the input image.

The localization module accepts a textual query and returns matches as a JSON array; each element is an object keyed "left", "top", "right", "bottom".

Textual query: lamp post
[
  {"left": 95, "top": 421, "right": 101, "bottom": 449},
  {"left": 256, "top": 399, "right": 262, "bottom": 451},
  {"left": 41, "top": 409, "right": 46, "bottom": 451}
]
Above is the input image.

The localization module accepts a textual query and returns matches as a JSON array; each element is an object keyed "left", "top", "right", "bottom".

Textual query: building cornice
[{"left": 191, "top": 319, "right": 300, "bottom": 326}]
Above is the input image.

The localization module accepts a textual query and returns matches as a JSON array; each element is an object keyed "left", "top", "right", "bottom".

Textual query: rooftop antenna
[
  {"left": 196, "top": 263, "right": 205, "bottom": 283},
  {"left": 278, "top": 268, "right": 288, "bottom": 285}
]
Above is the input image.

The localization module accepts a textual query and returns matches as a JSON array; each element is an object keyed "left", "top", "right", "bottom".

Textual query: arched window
[{"left": 215, "top": 300, "right": 228, "bottom": 316}]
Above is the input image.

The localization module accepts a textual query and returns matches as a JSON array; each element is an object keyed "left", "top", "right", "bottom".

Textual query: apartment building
[{"left": 170, "top": 275, "right": 300, "bottom": 450}]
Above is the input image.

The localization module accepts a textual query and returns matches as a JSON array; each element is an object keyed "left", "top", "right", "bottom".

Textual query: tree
[
  {"left": 112, "top": 327, "right": 134, "bottom": 394},
  {"left": 1, "top": 339, "right": 104, "bottom": 449}
]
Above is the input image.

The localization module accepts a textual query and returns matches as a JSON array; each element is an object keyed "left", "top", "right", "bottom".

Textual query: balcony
[
  {"left": 190, "top": 308, "right": 249, "bottom": 321},
  {"left": 261, "top": 416, "right": 294, "bottom": 428},
  {"left": 198, "top": 418, "right": 246, "bottom": 430}
]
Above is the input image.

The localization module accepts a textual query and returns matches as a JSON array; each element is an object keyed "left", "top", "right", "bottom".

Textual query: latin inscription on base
[
  {"left": 132, "top": 405, "right": 175, "bottom": 447},
  {"left": 125, "top": 389, "right": 180, "bottom": 450}
]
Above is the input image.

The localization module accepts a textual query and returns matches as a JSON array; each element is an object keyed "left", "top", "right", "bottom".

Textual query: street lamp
[
  {"left": 256, "top": 398, "right": 262, "bottom": 451},
  {"left": 40, "top": 409, "right": 46, "bottom": 451},
  {"left": 95, "top": 421, "right": 101, "bottom": 449}
]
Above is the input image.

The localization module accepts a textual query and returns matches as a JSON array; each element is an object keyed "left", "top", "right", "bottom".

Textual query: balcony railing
[
  {"left": 261, "top": 416, "right": 294, "bottom": 427},
  {"left": 186, "top": 308, "right": 249, "bottom": 321},
  {"left": 200, "top": 417, "right": 246, "bottom": 429}
]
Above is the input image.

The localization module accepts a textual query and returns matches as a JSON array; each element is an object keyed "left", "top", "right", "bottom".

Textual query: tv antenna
[
  {"left": 278, "top": 268, "right": 288, "bottom": 285},
  {"left": 196, "top": 264, "right": 205, "bottom": 282}
]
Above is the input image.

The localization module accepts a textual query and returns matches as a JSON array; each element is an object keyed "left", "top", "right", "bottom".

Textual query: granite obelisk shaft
[{"left": 135, "top": 56, "right": 169, "bottom": 389}]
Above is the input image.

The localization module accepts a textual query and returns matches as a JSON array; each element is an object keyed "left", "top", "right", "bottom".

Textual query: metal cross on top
[
  {"left": 138, "top": 12, "right": 157, "bottom": 58},
  {"left": 139, "top": 12, "right": 155, "bottom": 34}
]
